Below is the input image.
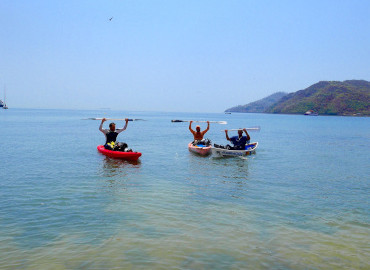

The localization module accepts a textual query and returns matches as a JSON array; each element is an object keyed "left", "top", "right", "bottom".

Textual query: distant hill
[
  {"left": 225, "top": 92, "right": 287, "bottom": 113},
  {"left": 266, "top": 80, "right": 370, "bottom": 115},
  {"left": 225, "top": 80, "right": 370, "bottom": 116}
]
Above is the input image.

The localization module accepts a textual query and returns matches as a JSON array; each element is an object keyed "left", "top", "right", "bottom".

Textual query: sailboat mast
[{"left": 3, "top": 84, "right": 8, "bottom": 109}]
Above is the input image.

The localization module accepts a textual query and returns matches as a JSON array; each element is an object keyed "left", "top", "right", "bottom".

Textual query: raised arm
[
  {"left": 189, "top": 121, "right": 195, "bottom": 134},
  {"left": 202, "top": 121, "right": 210, "bottom": 135},
  {"left": 243, "top": 129, "right": 251, "bottom": 141},
  {"left": 225, "top": 130, "right": 230, "bottom": 141},
  {"left": 99, "top": 118, "right": 107, "bottom": 134},
  {"left": 117, "top": 118, "right": 129, "bottom": 134}
]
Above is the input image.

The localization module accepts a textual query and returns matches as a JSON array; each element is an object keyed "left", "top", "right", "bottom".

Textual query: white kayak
[
  {"left": 188, "top": 142, "right": 212, "bottom": 156},
  {"left": 211, "top": 142, "right": 258, "bottom": 157}
]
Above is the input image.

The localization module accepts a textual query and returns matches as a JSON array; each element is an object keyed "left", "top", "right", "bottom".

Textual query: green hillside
[
  {"left": 225, "top": 92, "right": 287, "bottom": 113},
  {"left": 266, "top": 80, "right": 370, "bottom": 115}
]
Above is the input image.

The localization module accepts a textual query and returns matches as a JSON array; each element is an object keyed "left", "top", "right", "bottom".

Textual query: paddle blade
[
  {"left": 82, "top": 118, "right": 145, "bottom": 121},
  {"left": 222, "top": 126, "right": 261, "bottom": 132},
  {"left": 248, "top": 126, "right": 261, "bottom": 131},
  {"left": 171, "top": 120, "right": 227, "bottom": 124}
]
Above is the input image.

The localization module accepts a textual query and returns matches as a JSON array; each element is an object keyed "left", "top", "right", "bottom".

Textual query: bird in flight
[{"left": 109, "top": 17, "right": 113, "bottom": 21}]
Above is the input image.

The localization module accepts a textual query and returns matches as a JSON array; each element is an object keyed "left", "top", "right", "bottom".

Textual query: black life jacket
[{"left": 105, "top": 131, "right": 118, "bottom": 144}]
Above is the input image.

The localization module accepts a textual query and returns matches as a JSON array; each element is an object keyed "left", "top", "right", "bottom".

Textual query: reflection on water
[
  {"left": 99, "top": 156, "right": 141, "bottom": 177},
  {"left": 97, "top": 156, "right": 143, "bottom": 195},
  {"left": 103, "top": 156, "right": 141, "bottom": 168},
  {"left": 184, "top": 154, "right": 252, "bottom": 204},
  {"left": 210, "top": 156, "right": 250, "bottom": 180}
]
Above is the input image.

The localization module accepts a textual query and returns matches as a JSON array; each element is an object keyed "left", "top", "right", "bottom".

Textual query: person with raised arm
[
  {"left": 99, "top": 118, "right": 130, "bottom": 151},
  {"left": 224, "top": 128, "right": 250, "bottom": 150},
  {"left": 189, "top": 121, "right": 210, "bottom": 145}
]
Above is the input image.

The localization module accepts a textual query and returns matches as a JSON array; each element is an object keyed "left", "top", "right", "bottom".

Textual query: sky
[{"left": 1, "top": 0, "right": 369, "bottom": 112}]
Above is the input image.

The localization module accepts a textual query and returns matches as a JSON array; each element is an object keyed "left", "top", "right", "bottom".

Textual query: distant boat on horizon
[{"left": 304, "top": 110, "right": 318, "bottom": 116}]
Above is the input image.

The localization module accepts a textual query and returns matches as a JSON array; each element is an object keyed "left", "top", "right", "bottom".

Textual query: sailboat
[{"left": 3, "top": 85, "right": 8, "bottom": 109}]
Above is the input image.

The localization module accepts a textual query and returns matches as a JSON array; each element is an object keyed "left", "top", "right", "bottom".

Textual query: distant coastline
[{"left": 225, "top": 80, "right": 370, "bottom": 116}]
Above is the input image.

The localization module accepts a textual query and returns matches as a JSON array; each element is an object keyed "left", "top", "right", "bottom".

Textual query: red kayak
[{"left": 97, "top": 145, "right": 141, "bottom": 161}]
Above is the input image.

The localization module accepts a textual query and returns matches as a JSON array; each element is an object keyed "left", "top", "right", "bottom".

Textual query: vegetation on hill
[
  {"left": 266, "top": 80, "right": 370, "bottom": 115},
  {"left": 225, "top": 80, "right": 370, "bottom": 116},
  {"left": 225, "top": 92, "right": 287, "bottom": 113}
]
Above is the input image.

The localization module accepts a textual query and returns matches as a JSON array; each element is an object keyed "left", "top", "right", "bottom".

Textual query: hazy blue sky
[{"left": 1, "top": 0, "right": 369, "bottom": 112}]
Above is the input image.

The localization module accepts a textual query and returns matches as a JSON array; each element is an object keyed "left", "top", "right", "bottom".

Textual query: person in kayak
[
  {"left": 224, "top": 129, "right": 250, "bottom": 149},
  {"left": 99, "top": 118, "right": 130, "bottom": 151},
  {"left": 189, "top": 121, "right": 210, "bottom": 145}
]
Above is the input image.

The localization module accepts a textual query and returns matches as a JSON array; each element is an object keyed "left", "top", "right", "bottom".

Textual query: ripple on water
[{"left": 1, "top": 110, "right": 369, "bottom": 269}]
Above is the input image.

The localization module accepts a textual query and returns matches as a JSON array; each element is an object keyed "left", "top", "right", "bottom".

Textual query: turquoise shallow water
[{"left": 0, "top": 109, "right": 369, "bottom": 269}]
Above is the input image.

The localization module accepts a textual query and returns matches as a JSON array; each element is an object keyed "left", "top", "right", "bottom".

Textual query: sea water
[{"left": 0, "top": 109, "right": 369, "bottom": 269}]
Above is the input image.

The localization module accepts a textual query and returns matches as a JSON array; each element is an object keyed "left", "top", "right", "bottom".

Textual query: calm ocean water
[{"left": 0, "top": 108, "right": 369, "bottom": 269}]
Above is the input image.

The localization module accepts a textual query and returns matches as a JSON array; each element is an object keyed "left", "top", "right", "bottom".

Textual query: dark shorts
[{"left": 105, "top": 142, "right": 128, "bottom": 151}]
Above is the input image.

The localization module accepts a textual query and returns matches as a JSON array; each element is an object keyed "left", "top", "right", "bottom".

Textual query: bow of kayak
[
  {"left": 188, "top": 142, "right": 212, "bottom": 156},
  {"left": 211, "top": 142, "right": 258, "bottom": 157},
  {"left": 97, "top": 145, "right": 141, "bottom": 161}
]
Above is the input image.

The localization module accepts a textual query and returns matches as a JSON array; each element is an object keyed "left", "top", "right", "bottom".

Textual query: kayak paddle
[
  {"left": 83, "top": 118, "right": 145, "bottom": 121},
  {"left": 223, "top": 126, "right": 261, "bottom": 131},
  {"left": 171, "top": 120, "right": 227, "bottom": 125}
]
